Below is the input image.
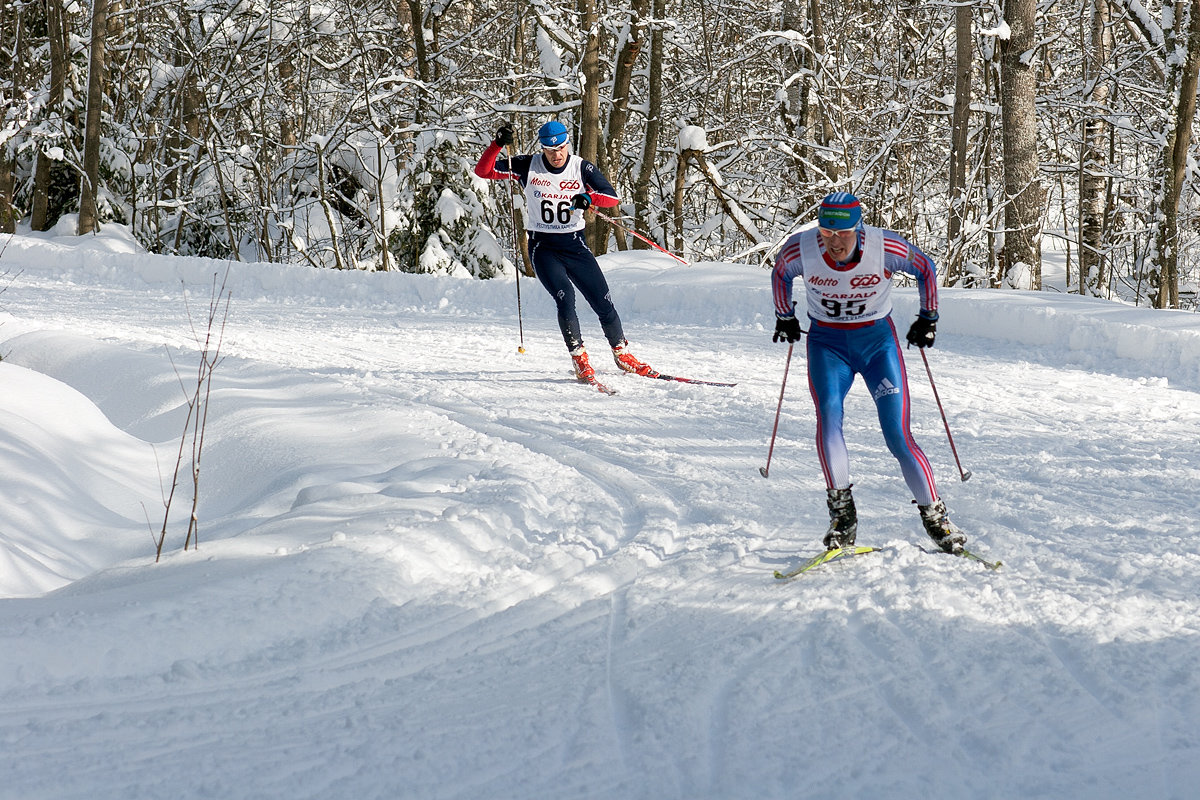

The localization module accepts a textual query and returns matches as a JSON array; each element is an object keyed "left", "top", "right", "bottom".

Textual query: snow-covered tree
[
  {"left": 390, "top": 130, "right": 505, "bottom": 278},
  {"left": 2, "top": 0, "right": 1200, "bottom": 305}
]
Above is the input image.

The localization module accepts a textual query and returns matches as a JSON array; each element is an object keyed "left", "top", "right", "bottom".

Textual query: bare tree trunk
[
  {"left": 509, "top": 16, "right": 532, "bottom": 276},
  {"left": 601, "top": 0, "right": 649, "bottom": 253},
  {"left": 687, "top": 149, "right": 763, "bottom": 245},
  {"left": 673, "top": 150, "right": 688, "bottom": 255},
  {"left": 1079, "top": 0, "right": 1113, "bottom": 296},
  {"left": 78, "top": 0, "right": 109, "bottom": 235},
  {"left": 999, "top": 0, "right": 1043, "bottom": 288},
  {"left": 0, "top": 153, "right": 13, "bottom": 233},
  {"left": 946, "top": 3, "right": 973, "bottom": 284},
  {"left": 982, "top": 37, "right": 1003, "bottom": 287},
  {"left": 577, "top": 0, "right": 604, "bottom": 254},
  {"left": 602, "top": 0, "right": 648, "bottom": 186},
  {"left": 1153, "top": 0, "right": 1200, "bottom": 308},
  {"left": 0, "top": 2, "right": 25, "bottom": 233},
  {"left": 31, "top": 0, "right": 71, "bottom": 232},
  {"left": 166, "top": 53, "right": 203, "bottom": 254},
  {"left": 313, "top": 142, "right": 347, "bottom": 270},
  {"left": 407, "top": 0, "right": 430, "bottom": 123},
  {"left": 808, "top": 0, "right": 838, "bottom": 183},
  {"left": 779, "top": 0, "right": 804, "bottom": 143},
  {"left": 277, "top": 60, "right": 299, "bottom": 149},
  {"left": 632, "top": 0, "right": 665, "bottom": 252}
]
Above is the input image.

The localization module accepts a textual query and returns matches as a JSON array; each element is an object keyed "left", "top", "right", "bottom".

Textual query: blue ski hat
[
  {"left": 538, "top": 120, "right": 569, "bottom": 147},
  {"left": 818, "top": 192, "right": 863, "bottom": 230}
]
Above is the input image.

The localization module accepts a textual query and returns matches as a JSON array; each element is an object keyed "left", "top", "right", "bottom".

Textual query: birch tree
[
  {"left": 1077, "top": 0, "right": 1114, "bottom": 295},
  {"left": 946, "top": 1, "right": 974, "bottom": 283}
]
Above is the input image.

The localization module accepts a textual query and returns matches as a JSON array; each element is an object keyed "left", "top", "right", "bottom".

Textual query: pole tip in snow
[
  {"left": 759, "top": 466, "right": 769, "bottom": 478},
  {"left": 961, "top": 470, "right": 972, "bottom": 482},
  {"left": 518, "top": 346, "right": 526, "bottom": 354}
]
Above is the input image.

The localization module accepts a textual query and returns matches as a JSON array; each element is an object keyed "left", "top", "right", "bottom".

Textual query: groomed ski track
[{"left": 1, "top": 239, "right": 1198, "bottom": 800}]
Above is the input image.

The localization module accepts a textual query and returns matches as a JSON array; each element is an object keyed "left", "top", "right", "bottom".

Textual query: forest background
[{"left": 2, "top": 0, "right": 1199, "bottom": 310}]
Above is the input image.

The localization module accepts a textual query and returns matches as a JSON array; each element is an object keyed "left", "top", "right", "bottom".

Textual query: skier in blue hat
[
  {"left": 770, "top": 192, "right": 967, "bottom": 555},
  {"left": 476, "top": 119, "right": 657, "bottom": 385}
]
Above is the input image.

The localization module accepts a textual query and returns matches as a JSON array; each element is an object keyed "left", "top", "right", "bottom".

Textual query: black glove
[
  {"left": 571, "top": 192, "right": 592, "bottom": 211},
  {"left": 906, "top": 313, "right": 938, "bottom": 348},
  {"left": 494, "top": 124, "right": 513, "bottom": 148},
  {"left": 773, "top": 316, "right": 803, "bottom": 343}
]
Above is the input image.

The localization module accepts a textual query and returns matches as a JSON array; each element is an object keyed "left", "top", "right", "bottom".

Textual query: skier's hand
[
  {"left": 571, "top": 192, "right": 592, "bottom": 211},
  {"left": 773, "top": 315, "right": 803, "bottom": 343},
  {"left": 494, "top": 124, "right": 514, "bottom": 148},
  {"left": 906, "top": 313, "right": 938, "bottom": 348}
]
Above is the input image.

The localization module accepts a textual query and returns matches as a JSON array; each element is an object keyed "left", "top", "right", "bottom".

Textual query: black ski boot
[
  {"left": 918, "top": 499, "right": 967, "bottom": 554},
  {"left": 823, "top": 487, "right": 857, "bottom": 550}
]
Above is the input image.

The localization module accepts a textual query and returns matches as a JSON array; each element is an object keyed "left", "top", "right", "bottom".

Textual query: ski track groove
[
  {"left": 844, "top": 600, "right": 976, "bottom": 795},
  {"left": 604, "top": 587, "right": 635, "bottom": 781},
  {"left": 993, "top": 574, "right": 1129, "bottom": 724},
  {"left": 695, "top": 599, "right": 802, "bottom": 798}
]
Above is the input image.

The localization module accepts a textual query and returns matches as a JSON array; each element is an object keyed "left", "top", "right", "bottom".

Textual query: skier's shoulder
[
  {"left": 876, "top": 226, "right": 917, "bottom": 255},
  {"left": 776, "top": 227, "right": 814, "bottom": 265},
  {"left": 577, "top": 156, "right": 604, "bottom": 178}
]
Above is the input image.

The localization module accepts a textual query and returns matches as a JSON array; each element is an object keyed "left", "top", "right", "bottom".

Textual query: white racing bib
[
  {"left": 524, "top": 155, "right": 586, "bottom": 234},
  {"left": 800, "top": 226, "right": 892, "bottom": 324}
]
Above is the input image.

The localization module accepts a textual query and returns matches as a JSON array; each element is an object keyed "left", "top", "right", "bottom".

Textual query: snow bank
[
  {"left": 4, "top": 230, "right": 1198, "bottom": 389},
  {"left": 924, "top": 289, "right": 1200, "bottom": 389}
]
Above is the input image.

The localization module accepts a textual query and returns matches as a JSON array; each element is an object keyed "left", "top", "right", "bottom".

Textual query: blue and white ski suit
[{"left": 772, "top": 225, "right": 941, "bottom": 506}]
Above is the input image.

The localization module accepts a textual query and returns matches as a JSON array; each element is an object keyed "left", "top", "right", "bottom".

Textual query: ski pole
[
  {"left": 503, "top": 141, "right": 527, "bottom": 353},
  {"left": 918, "top": 347, "right": 972, "bottom": 482},
  {"left": 760, "top": 342, "right": 794, "bottom": 478},
  {"left": 591, "top": 209, "right": 689, "bottom": 265}
]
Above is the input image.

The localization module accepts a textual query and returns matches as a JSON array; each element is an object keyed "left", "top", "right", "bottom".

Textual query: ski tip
[
  {"left": 960, "top": 549, "right": 1002, "bottom": 570},
  {"left": 582, "top": 379, "right": 618, "bottom": 395}
]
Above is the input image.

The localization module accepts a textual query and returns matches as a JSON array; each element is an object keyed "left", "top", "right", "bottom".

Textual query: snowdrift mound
[{"left": 0, "top": 361, "right": 160, "bottom": 597}]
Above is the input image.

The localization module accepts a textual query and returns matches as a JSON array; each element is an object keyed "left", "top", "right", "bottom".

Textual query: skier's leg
[
  {"left": 530, "top": 235, "right": 584, "bottom": 351},
  {"left": 562, "top": 232, "right": 625, "bottom": 347},
  {"left": 806, "top": 329, "right": 856, "bottom": 491},
  {"left": 862, "top": 320, "right": 938, "bottom": 506}
]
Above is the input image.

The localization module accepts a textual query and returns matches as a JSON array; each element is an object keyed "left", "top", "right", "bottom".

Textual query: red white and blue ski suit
[
  {"left": 772, "top": 225, "right": 941, "bottom": 505},
  {"left": 475, "top": 141, "right": 623, "bottom": 353}
]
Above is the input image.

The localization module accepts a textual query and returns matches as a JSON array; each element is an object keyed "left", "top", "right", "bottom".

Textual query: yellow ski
[{"left": 773, "top": 546, "right": 880, "bottom": 580}]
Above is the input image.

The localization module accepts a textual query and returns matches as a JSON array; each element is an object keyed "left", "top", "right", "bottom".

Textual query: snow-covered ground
[{"left": 1, "top": 224, "right": 1198, "bottom": 800}]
